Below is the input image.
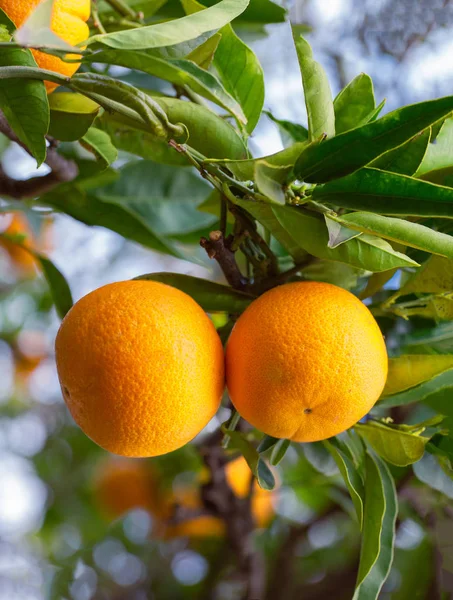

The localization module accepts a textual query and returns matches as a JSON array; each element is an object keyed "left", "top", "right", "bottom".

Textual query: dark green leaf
[
  {"left": 313, "top": 168, "right": 453, "bottom": 218},
  {"left": 36, "top": 253, "right": 73, "bottom": 320},
  {"left": 370, "top": 129, "right": 430, "bottom": 176},
  {"left": 325, "top": 439, "right": 364, "bottom": 527},
  {"left": 134, "top": 273, "right": 254, "bottom": 312},
  {"left": 186, "top": 33, "right": 222, "bottom": 68},
  {"left": 292, "top": 30, "right": 335, "bottom": 141},
  {"left": 48, "top": 93, "right": 100, "bottom": 142},
  {"left": 81, "top": 128, "right": 118, "bottom": 170},
  {"left": 224, "top": 430, "right": 276, "bottom": 490},
  {"left": 334, "top": 73, "right": 375, "bottom": 134},
  {"left": 303, "top": 442, "right": 338, "bottom": 476},
  {"left": 0, "top": 46, "right": 49, "bottom": 165},
  {"left": 90, "top": 0, "right": 250, "bottom": 50},
  {"left": 333, "top": 212, "right": 453, "bottom": 259},
  {"left": 355, "top": 421, "right": 428, "bottom": 467},
  {"left": 256, "top": 458, "right": 276, "bottom": 490},
  {"left": 353, "top": 452, "right": 397, "bottom": 600},
  {"left": 257, "top": 435, "right": 280, "bottom": 454},
  {"left": 254, "top": 161, "right": 288, "bottom": 204},
  {"left": 417, "top": 117, "right": 453, "bottom": 177},
  {"left": 413, "top": 453, "right": 453, "bottom": 499},
  {"left": 295, "top": 96, "right": 453, "bottom": 183},
  {"left": 264, "top": 110, "right": 308, "bottom": 147},
  {"left": 270, "top": 439, "right": 290, "bottom": 466}
]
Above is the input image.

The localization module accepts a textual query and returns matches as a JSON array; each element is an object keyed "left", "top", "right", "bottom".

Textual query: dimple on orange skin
[
  {"left": 0, "top": 0, "right": 90, "bottom": 92},
  {"left": 226, "top": 281, "right": 388, "bottom": 442},
  {"left": 55, "top": 280, "right": 225, "bottom": 457}
]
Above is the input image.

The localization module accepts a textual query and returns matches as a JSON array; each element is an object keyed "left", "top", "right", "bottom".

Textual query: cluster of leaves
[{"left": 1, "top": 0, "right": 453, "bottom": 598}]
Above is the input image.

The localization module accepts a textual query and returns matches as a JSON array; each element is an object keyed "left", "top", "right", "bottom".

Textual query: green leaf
[
  {"left": 100, "top": 95, "right": 247, "bottom": 163},
  {"left": 333, "top": 212, "right": 453, "bottom": 259},
  {"left": 325, "top": 438, "right": 364, "bottom": 527},
  {"left": 303, "top": 442, "right": 338, "bottom": 476},
  {"left": 186, "top": 33, "right": 222, "bottom": 68},
  {"left": 84, "top": 50, "right": 246, "bottom": 125},
  {"left": 378, "top": 368, "right": 453, "bottom": 408},
  {"left": 134, "top": 273, "right": 254, "bottom": 312},
  {"left": 81, "top": 128, "right": 118, "bottom": 170},
  {"left": 398, "top": 255, "right": 453, "bottom": 296},
  {"left": 41, "top": 184, "right": 181, "bottom": 258},
  {"left": 413, "top": 453, "right": 453, "bottom": 499},
  {"left": 324, "top": 215, "right": 361, "bottom": 248},
  {"left": 0, "top": 46, "right": 49, "bottom": 165},
  {"left": 334, "top": 73, "right": 375, "bottom": 134},
  {"left": 427, "top": 433, "right": 453, "bottom": 466},
  {"left": 359, "top": 270, "right": 397, "bottom": 300},
  {"left": 239, "top": 202, "right": 419, "bottom": 272},
  {"left": 302, "top": 260, "right": 363, "bottom": 290},
  {"left": 355, "top": 421, "right": 427, "bottom": 467},
  {"left": 210, "top": 143, "right": 307, "bottom": 182},
  {"left": 292, "top": 30, "right": 335, "bottom": 142},
  {"left": 257, "top": 435, "right": 280, "bottom": 454},
  {"left": 295, "top": 96, "right": 453, "bottom": 183},
  {"left": 353, "top": 452, "right": 397, "bottom": 600},
  {"left": 264, "top": 110, "right": 308, "bottom": 147},
  {"left": 96, "top": 160, "right": 216, "bottom": 237},
  {"left": 270, "top": 439, "right": 290, "bottom": 466},
  {"left": 48, "top": 93, "right": 100, "bottom": 142},
  {"left": 416, "top": 117, "right": 453, "bottom": 176},
  {"left": 313, "top": 168, "right": 453, "bottom": 219},
  {"left": 370, "top": 129, "right": 430, "bottom": 176},
  {"left": 404, "top": 322, "right": 453, "bottom": 354},
  {"left": 254, "top": 161, "right": 288, "bottom": 204},
  {"left": 224, "top": 430, "right": 276, "bottom": 490},
  {"left": 383, "top": 355, "right": 453, "bottom": 396},
  {"left": 36, "top": 253, "right": 73, "bottom": 320},
  {"left": 90, "top": 0, "right": 250, "bottom": 50}
]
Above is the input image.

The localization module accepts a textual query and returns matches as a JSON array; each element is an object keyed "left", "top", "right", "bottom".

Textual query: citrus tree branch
[
  {"left": 0, "top": 110, "right": 78, "bottom": 199},
  {"left": 200, "top": 230, "right": 248, "bottom": 291}
]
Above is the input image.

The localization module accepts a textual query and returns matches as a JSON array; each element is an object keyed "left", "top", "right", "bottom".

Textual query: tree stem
[{"left": 103, "top": 0, "right": 143, "bottom": 20}]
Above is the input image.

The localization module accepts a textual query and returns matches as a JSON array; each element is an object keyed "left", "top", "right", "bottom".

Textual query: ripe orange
[
  {"left": 0, "top": 0, "right": 90, "bottom": 92},
  {"left": 93, "top": 458, "right": 169, "bottom": 522},
  {"left": 55, "top": 280, "right": 224, "bottom": 457},
  {"left": 226, "top": 282, "right": 388, "bottom": 442},
  {"left": 170, "top": 457, "right": 275, "bottom": 538}
]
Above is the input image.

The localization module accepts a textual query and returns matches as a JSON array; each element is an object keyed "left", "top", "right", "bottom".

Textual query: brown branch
[
  {"left": 0, "top": 110, "right": 78, "bottom": 199},
  {"left": 200, "top": 230, "right": 247, "bottom": 291}
]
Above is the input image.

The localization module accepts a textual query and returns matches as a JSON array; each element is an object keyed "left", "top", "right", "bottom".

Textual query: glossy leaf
[
  {"left": 355, "top": 421, "right": 427, "bottom": 467},
  {"left": 264, "top": 110, "right": 308, "bottom": 147},
  {"left": 378, "top": 369, "right": 453, "bottom": 408},
  {"left": 313, "top": 168, "right": 453, "bottom": 218},
  {"left": 295, "top": 96, "right": 453, "bottom": 183},
  {"left": 324, "top": 215, "right": 361, "bottom": 248},
  {"left": 186, "top": 33, "right": 222, "bottom": 68},
  {"left": 292, "top": 30, "right": 335, "bottom": 142},
  {"left": 84, "top": 49, "right": 246, "bottom": 124},
  {"left": 224, "top": 430, "right": 276, "bottom": 490},
  {"left": 370, "top": 129, "right": 430, "bottom": 176},
  {"left": 270, "top": 439, "right": 291, "bottom": 466},
  {"left": 257, "top": 203, "right": 419, "bottom": 272},
  {"left": 0, "top": 45, "right": 49, "bottom": 165},
  {"left": 413, "top": 453, "right": 453, "bottom": 499},
  {"left": 42, "top": 184, "right": 180, "bottom": 258},
  {"left": 48, "top": 93, "right": 100, "bottom": 142},
  {"left": 90, "top": 0, "right": 250, "bottom": 49},
  {"left": 257, "top": 435, "right": 280, "bottom": 454},
  {"left": 384, "top": 355, "right": 453, "bottom": 396},
  {"left": 325, "top": 439, "right": 364, "bottom": 527},
  {"left": 353, "top": 452, "right": 397, "bottom": 600},
  {"left": 334, "top": 212, "right": 453, "bottom": 259},
  {"left": 417, "top": 118, "right": 453, "bottom": 176},
  {"left": 334, "top": 73, "right": 375, "bottom": 134},
  {"left": 254, "top": 161, "right": 288, "bottom": 204},
  {"left": 36, "top": 253, "right": 74, "bottom": 320},
  {"left": 134, "top": 273, "right": 254, "bottom": 312},
  {"left": 81, "top": 128, "right": 118, "bottom": 170}
]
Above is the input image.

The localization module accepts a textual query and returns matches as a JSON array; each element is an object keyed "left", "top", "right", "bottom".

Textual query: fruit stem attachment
[{"left": 221, "top": 410, "right": 241, "bottom": 449}]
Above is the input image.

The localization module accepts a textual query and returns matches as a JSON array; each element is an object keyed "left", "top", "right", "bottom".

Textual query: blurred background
[{"left": 1, "top": 0, "right": 452, "bottom": 598}]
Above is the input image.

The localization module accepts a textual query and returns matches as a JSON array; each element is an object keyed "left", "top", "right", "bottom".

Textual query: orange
[
  {"left": 0, "top": 0, "right": 90, "bottom": 92},
  {"left": 55, "top": 280, "right": 224, "bottom": 457},
  {"left": 0, "top": 213, "right": 37, "bottom": 276},
  {"left": 14, "top": 330, "right": 48, "bottom": 382},
  {"left": 226, "top": 282, "right": 388, "bottom": 442},
  {"left": 93, "top": 458, "right": 169, "bottom": 522},
  {"left": 170, "top": 457, "right": 275, "bottom": 538}
]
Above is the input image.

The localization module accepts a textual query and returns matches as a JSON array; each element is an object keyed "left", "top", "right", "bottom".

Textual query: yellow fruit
[
  {"left": 93, "top": 458, "right": 168, "bottom": 521},
  {"left": 169, "top": 457, "right": 275, "bottom": 538},
  {"left": 226, "top": 282, "right": 388, "bottom": 442},
  {"left": 0, "top": 0, "right": 90, "bottom": 92},
  {"left": 55, "top": 280, "right": 224, "bottom": 457}
]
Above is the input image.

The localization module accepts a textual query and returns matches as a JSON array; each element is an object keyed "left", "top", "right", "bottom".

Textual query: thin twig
[
  {"left": 200, "top": 230, "right": 247, "bottom": 290},
  {"left": 0, "top": 111, "right": 78, "bottom": 199},
  {"left": 103, "top": 0, "right": 143, "bottom": 21}
]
